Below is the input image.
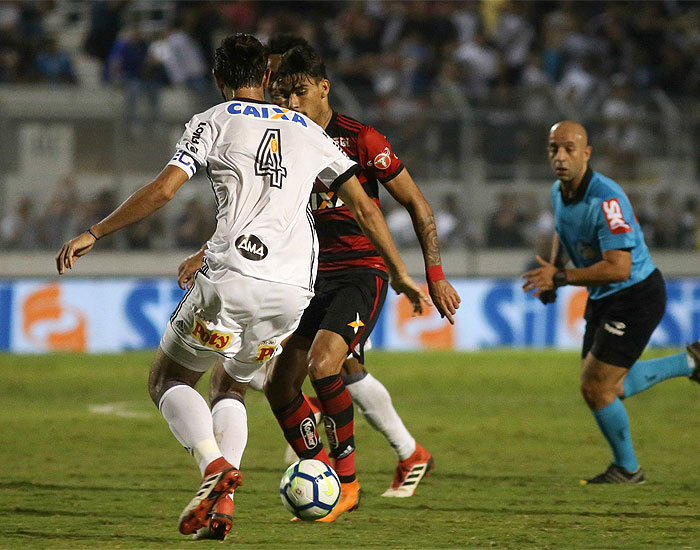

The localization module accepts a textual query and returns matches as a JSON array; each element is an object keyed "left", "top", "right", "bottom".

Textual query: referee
[{"left": 523, "top": 120, "right": 700, "bottom": 484}]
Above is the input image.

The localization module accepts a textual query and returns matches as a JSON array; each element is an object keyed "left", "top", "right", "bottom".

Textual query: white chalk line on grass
[{"left": 88, "top": 402, "right": 154, "bottom": 419}]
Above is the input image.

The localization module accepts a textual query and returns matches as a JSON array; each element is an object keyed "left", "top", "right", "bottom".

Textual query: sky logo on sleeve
[{"left": 601, "top": 198, "right": 631, "bottom": 234}]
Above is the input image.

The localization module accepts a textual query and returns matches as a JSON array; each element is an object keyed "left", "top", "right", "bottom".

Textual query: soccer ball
[{"left": 279, "top": 459, "right": 341, "bottom": 520}]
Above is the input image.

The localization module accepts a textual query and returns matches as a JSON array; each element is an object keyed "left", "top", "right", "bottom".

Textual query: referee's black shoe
[
  {"left": 688, "top": 340, "right": 700, "bottom": 384},
  {"left": 580, "top": 464, "right": 646, "bottom": 485}
]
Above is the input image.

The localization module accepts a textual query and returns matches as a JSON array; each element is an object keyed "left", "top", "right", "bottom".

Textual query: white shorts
[{"left": 160, "top": 268, "right": 313, "bottom": 383}]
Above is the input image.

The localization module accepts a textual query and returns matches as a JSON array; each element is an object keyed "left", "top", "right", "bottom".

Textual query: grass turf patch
[{"left": 1, "top": 349, "right": 699, "bottom": 549}]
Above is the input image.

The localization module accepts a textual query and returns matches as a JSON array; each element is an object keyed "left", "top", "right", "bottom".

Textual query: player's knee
[
  {"left": 148, "top": 377, "right": 191, "bottom": 408},
  {"left": 580, "top": 376, "right": 616, "bottom": 408},
  {"left": 148, "top": 348, "right": 203, "bottom": 406},
  {"left": 147, "top": 361, "right": 169, "bottom": 406},
  {"left": 209, "top": 367, "right": 247, "bottom": 403},
  {"left": 307, "top": 349, "right": 340, "bottom": 379}
]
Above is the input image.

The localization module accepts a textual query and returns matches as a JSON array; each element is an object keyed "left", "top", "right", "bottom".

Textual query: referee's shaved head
[{"left": 550, "top": 120, "right": 588, "bottom": 146}]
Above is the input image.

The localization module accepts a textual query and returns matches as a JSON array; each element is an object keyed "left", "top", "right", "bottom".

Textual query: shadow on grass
[
  {"left": 0, "top": 480, "right": 167, "bottom": 493},
  {"left": 11, "top": 529, "right": 172, "bottom": 544},
  {"left": 378, "top": 502, "right": 700, "bottom": 521}
]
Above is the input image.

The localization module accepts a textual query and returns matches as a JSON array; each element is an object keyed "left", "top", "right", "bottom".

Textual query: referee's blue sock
[
  {"left": 592, "top": 398, "right": 638, "bottom": 472},
  {"left": 623, "top": 352, "right": 692, "bottom": 399}
]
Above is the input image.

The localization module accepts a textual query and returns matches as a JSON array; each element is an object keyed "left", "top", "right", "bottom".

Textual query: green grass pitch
[{"left": 1, "top": 349, "right": 700, "bottom": 549}]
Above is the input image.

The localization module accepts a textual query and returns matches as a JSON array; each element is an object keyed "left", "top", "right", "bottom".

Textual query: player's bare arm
[
  {"left": 385, "top": 169, "right": 461, "bottom": 324},
  {"left": 56, "top": 165, "right": 188, "bottom": 274},
  {"left": 336, "top": 175, "right": 431, "bottom": 315},
  {"left": 177, "top": 244, "right": 207, "bottom": 290},
  {"left": 522, "top": 249, "right": 631, "bottom": 294}
]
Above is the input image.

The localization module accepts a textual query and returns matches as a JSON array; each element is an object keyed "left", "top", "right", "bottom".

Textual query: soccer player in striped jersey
[
  {"left": 264, "top": 45, "right": 461, "bottom": 508},
  {"left": 523, "top": 120, "right": 700, "bottom": 484},
  {"left": 56, "top": 34, "right": 427, "bottom": 539}
]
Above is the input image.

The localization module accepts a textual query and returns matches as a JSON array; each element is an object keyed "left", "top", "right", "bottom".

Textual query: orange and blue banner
[{"left": 0, "top": 278, "right": 699, "bottom": 353}]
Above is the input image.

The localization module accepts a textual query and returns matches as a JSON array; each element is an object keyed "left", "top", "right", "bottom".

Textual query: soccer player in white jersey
[
  {"left": 177, "top": 39, "right": 459, "bottom": 510},
  {"left": 56, "top": 34, "right": 428, "bottom": 540}
]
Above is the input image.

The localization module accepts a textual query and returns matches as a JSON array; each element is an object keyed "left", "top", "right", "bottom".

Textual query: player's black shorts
[
  {"left": 582, "top": 269, "right": 666, "bottom": 368},
  {"left": 294, "top": 268, "right": 388, "bottom": 363}
]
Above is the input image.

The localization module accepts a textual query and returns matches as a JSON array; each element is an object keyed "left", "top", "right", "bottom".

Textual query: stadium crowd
[
  {"left": 2, "top": 177, "right": 698, "bottom": 251},
  {"left": 1, "top": 0, "right": 699, "bottom": 251},
  {"left": 3, "top": 2, "right": 699, "bottom": 101}
]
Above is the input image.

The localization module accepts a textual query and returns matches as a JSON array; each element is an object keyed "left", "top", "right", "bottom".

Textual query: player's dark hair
[
  {"left": 267, "top": 33, "right": 310, "bottom": 55},
  {"left": 214, "top": 34, "right": 268, "bottom": 90},
  {"left": 273, "top": 44, "right": 328, "bottom": 87}
]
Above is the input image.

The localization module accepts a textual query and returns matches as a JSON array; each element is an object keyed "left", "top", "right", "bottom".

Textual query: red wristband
[{"left": 426, "top": 265, "right": 445, "bottom": 283}]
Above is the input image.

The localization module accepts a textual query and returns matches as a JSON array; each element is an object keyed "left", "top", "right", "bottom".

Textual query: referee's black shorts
[
  {"left": 294, "top": 268, "right": 388, "bottom": 364},
  {"left": 582, "top": 269, "right": 666, "bottom": 368}
]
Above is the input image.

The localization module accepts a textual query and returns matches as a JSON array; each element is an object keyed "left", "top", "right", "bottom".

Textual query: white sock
[
  {"left": 346, "top": 373, "right": 416, "bottom": 460},
  {"left": 212, "top": 398, "right": 248, "bottom": 469},
  {"left": 159, "top": 384, "right": 222, "bottom": 475},
  {"left": 248, "top": 367, "right": 266, "bottom": 392}
]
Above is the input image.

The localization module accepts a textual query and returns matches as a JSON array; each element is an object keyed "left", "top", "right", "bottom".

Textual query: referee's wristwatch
[{"left": 553, "top": 269, "right": 568, "bottom": 288}]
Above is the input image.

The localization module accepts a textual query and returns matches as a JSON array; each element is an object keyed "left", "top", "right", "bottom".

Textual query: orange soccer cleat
[
  {"left": 314, "top": 479, "right": 361, "bottom": 522},
  {"left": 289, "top": 478, "right": 361, "bottom": 523}
]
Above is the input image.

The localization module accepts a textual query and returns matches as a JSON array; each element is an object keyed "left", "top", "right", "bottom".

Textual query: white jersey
[{"left": 168, "top": 98, "right": 358, "bottom": 291}]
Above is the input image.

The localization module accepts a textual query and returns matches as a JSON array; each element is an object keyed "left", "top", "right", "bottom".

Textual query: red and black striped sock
[
  {"left": 272, "top": 392, "right": 329, "bottom": 465},
  {"left": 312, "top": 374, "right": 356, "bottom": 483}
]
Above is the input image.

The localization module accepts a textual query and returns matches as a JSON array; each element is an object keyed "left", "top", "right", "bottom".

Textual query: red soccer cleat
[
  {"left": 381, "top": 443, "right": 434, "bottom": 498},
  {"left": 192, "top": 491, "right": 234, "bottom": 540},
  {"left": 178, "top": 457, "right": 242, "bottom": 535}
]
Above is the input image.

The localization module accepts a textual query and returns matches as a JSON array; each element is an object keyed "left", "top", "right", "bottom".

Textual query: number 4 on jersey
[{"left": 255, "top": 128, "right": 287, "bottom": 188}]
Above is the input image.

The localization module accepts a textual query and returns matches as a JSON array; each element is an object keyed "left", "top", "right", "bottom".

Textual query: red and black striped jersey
[{"left": 313, "top": 111, "right": 404, "bottom": 273}]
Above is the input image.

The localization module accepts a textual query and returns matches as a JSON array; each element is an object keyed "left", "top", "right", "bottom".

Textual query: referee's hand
[
  {"left": 522, "top": 255, "right": 557, "bottom": 293},
  {"left": 522, "top": 256, "right": 560, "bottom": 305}
]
